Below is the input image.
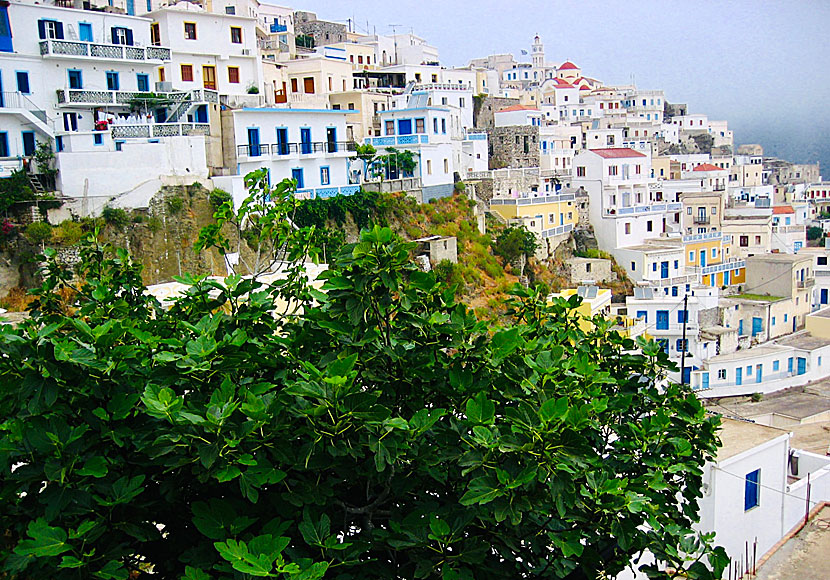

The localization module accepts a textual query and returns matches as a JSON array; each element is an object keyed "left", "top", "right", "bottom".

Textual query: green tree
[
  {"left": 23, "top": 221, "right": 53, "bottom": 249},
  {"left": 493, "top": 225, "right": 540, "bottom": 277},
  {"left": 0, "top": 171, "right": 726, "bottom": 580},
  {"left": 807, "top": 226, "right": 823, "bottom": 241}
]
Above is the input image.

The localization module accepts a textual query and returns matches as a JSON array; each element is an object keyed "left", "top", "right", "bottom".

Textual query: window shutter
[
  {"left": 55, "top": 21, "right": 64, "bottom": 39},
  {"left": 38, "top": 19, "right": 46, "bottom": 39},
  {"left": 111, "top": 27, "right": 118, "bottom": 44},
  {"left": 125, "top": 28, "right": 134, "bottom": 46}
]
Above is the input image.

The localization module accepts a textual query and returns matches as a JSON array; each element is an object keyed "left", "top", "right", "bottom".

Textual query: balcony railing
[
  {"left": 412, "top": 83, "right": 472, "bottom": 92},
  {"left": 109, "top": 122, "right": 210, "bottom": 139},
  {"left": 772, "top": 225, "right": 806, "bottom": 234},
  {"left": 258, "top": 39, "right": 291, "bottom": 52},
  {"left": 295, "top": 185, "right": 360, "bottom": 200},
  {"left": 693, "top": 215, "right": 710, "bottom": 224},
  {"left": 56, "top": 88, "right": 217, "bottom": 107},
  {"left": 269, "top": 22, "right": 288, "bottom": 33},
  {"left": 367, "top": 135, "right": 429, "bottom": 147},
  {"left": 798, "top": 278, "right": 815, "bottom": 289},
  {"left": 465, "top": 131, "right": 487, "bottom": 141},
  {"left": 40, "top": 39, "right": 171, "bottom": 62},
  {"left": 237, "top": 141, "right": 357, "bottom": 159}
]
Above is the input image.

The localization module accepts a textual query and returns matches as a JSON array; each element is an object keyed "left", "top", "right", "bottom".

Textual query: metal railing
[
  {"left": 237, "top": 141, "right": 357, "bottom": 158},
  {"left": 367, "top": 135, "right": 429, "bottom": 146},
  {"left": 39, "top": 39, "right": 171, "bottom": 61},
  {"left": 693, "top": 215, "right": 710, "bottom": 224},
  {"left": 798, "top": 278, "right": 815, "bottom": 289}
]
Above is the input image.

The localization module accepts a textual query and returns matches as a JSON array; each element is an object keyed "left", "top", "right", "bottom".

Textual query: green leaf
[
  {"left": 59, "top": 555, "right": 84, "bottom": 568},
  {"left": 298, "top": 511, "right": 330, "bottom": 547},
  {"left": 182, "top": 566, "right": 211, "bottom": 580},
  {"left": 539, "top": 396, "right": 569, "bottom": 423},
  {"left": 15, "top": 519, "right": 71, "bottom": 557},
  {"left": 466, "top": 392, "right": 495, "bottom": 425},
  {"left": 215, "top": 465, "right": 242, "bottom": 483},
  {"left": 460, "top": 477, "right": 502, "bottom": 506},
  {"left": 77, "top": 456, "right": 108, "bottom": 478},
  {"left": 429, "top": 518, "right": 450, "bottom": 538}
]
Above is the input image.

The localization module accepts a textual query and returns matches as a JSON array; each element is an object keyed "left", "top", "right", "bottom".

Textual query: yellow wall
[
  {"left": 806, "top": 310, "right": 830, "bottom": 339},
  {"left": 685, "top": 239, "right": 722, "bottom": 267}
]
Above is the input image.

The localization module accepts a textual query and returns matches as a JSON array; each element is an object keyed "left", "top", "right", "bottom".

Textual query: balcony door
[{"left": 202, "top": 65, "right": 216, "bottom": 90}]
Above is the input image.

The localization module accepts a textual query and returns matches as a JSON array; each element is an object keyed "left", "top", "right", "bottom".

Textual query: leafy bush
[
  {"left": 147, "top": 216, "right": 162, "bottom": 233},
  {"left": 209, "top": 188, "right": 232, "bottom": 210},
  {"left": 52, "top": 220, "right": 83, "bottom": 245},
  {"left": 23, "top": 221, "right": 52, "bottom": 245},
  {"left": 166, "top": 196, "right": 185, "bottom": 215},
  {"left": 807, "top": 226, "right": 824, "bottom": 241},
  {"left": 101, "top": 206, "right": 130, "bottom": 229}
]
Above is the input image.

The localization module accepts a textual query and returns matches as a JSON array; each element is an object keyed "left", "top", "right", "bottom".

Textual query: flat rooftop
[
  {"left": 711, "top": 392, "right": 830, "bottom": 422},
  {"left": 754, "top": 506, "right": 830, "bottom": 580},
  {"left": 747, "top": 253, "right": 812, "bottom": 264},
  {"left": 706, "top": 344, "right": 791, "bottom": 364},
  {"left": 774, "top": 332, "right": 830, "bottom": 351},
  {"left": 716, "top": 417, "right": 788, "bottom": 462},
  {"left": 810, "top": 307, "right": 830, "bottom": 319}
]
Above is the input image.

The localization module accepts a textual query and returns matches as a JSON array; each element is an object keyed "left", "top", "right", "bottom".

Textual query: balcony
[
  {"left": 412, "top": 83, "right": 472, "bottom": 92},
  {"left": 56, "top": 88, "right": 217, "bottom": 108},
  {"left": 270, "top": 22, "right": 288, "bottom": 33},
  {"left": 236, "top": 141, "right": 357, "bottom": 161},
  {"left": 772, "top": 224, "right": 806, "bottom": 234},
  {"left": 798, "top": 277, "right": 815, "bottom": 289},
  {"left": 366, "top": 135, "right": 429, "bottom": 147},
  {"left": 693, "top": 215, "right": 710, "bottom": 224},
  {"left": 296, "top": 185, "right": 360, "bottom": 200},
  {"left": 40, "top": 39, "right": 171, "bottom": 62},
  {"left": 465, "top": 131, "right": 487, "bottom": 141},
  {"left": 258, "top": 39, "right": 291, "bottom": 52},
  {"left": 110, "top": 122, "right": 211, "bottom": 139}
]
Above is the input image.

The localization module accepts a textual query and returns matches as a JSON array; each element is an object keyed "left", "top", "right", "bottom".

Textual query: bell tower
[{"left": 532, "top": 34, "right": 544, "bottom": 69}]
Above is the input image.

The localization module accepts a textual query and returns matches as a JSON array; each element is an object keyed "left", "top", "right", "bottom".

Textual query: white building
[{"left": 226, "top": 107, "right": 358, "bottom": 205}]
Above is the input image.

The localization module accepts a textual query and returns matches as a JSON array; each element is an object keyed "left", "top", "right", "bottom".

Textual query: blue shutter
[
  {"left": 125, "top": 28, "right": 134, "bottom": 46},
  {"left": 744, "top": 470, "right": 760, "bottom": 511},
  {"left": 111, "top": 27, "right": 119, "bottom": 44},
  {"left": 38, "top": 19, "right": 47, "bottom": 39},
  {"left": 55, "top": 21, "right": 64, "bottom": 39}
]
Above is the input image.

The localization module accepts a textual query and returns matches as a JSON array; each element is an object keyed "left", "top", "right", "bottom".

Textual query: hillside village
[{"left": 3, "top": 0, "right": 830, "bottom": 575}]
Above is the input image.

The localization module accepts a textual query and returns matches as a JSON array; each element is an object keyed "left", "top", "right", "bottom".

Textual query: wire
[{"left": 713, "top": 464, "right": 817, "bottom": 501}]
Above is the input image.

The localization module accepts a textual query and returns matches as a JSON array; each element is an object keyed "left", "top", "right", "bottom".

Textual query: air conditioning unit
[
  {"left": 155, "top": 81, "right": 173, "bottom": 92},
  {"left": 242, "top": 49, "right": 251, "bottom": 56}
]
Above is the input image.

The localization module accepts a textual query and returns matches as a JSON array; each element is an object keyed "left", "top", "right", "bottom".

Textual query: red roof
[
  {"left": 579, "top": 85, "right": 591, "bottom": 90},
  {"left": 692, "top": 163, "right": 722, "bottom": 172},
  {"left": 551, "top": 78, "right": 572, "bottom": 88},
  {"left": 559, "top": 61, "right": 579, "bottom": 70},
  {"left": 497, "top": 104, "right": 540, "bottom": 113},
  {"left": 772, "top": 205, "right": 795, "bottom": 214},
  {"left": 590, "top": 148, "right": 646, "bottom": 159}
]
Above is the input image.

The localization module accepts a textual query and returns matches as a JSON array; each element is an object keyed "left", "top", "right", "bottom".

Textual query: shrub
[
  {"left": 132, "top": 214, "right": 145, "bottom": 223},
  {"left": 24, "top": 221, "right": 52, "bottom": 245},
  {"left": 209, "top": 188, "right": 232, "bottom": 210},
  {"left": 166, "top": 196, "right": 185, "bottom": 215},
  {"left": 750, "top": 392, "right": 763, "bottom": 402},
  {"left": 101, "top": 206, "right": 130, "bottom": 229},
  {"left": 147, "top": 216, "right": 162, "bottom": 233},
  {"left": 454, "top": 181, "right": 466, "bottom": 193},
  {"left": 52, "top": 220, "right": 83, "bottom": 245},
  {"left": 807, "top": 226, "right": 823, "bottom": 241}
]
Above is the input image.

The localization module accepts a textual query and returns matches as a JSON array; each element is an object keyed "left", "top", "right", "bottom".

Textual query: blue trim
[
  {"left": 78, "top": 21, "right": 93, "bottom": 42},
  {"left": 0, "top": 6, "right": 12, "bottom": 53},
  {"left": 15, "top": 71, "right": 30, "bottom": 94},
  {"left": 319, "top": 165, "right": 330, "bottom": 186},
  {"left": 68, "top": 69, "right": 83, "bottom": 90},
  {"left": 93, "top": 133, "right": 104, "bottom": 146}
]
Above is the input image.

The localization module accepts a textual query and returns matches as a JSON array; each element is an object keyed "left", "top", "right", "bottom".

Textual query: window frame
[
  {"left": 230, "top": 26, "right": 242, "bottom": 44},
  {"left": 744, "top": 469, "right": 760, "bottom": 511},
  {"left": 180, "top": 64, "right": 194, "bottom": 82},
  {"left": 184, "top": 21, "right": 197, "bottom": 40}
]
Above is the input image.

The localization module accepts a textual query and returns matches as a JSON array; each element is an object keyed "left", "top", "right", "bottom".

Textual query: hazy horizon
[{"left": 290, "top": 0, "right": 830, "bottom": 175}]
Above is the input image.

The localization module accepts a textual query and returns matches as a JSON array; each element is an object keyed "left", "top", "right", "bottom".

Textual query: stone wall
[
  {"left": 568, "top": 258, "right": 614, "bottom": 285},
  {"left": 473, "top": 96, "right": 520, "bottom": 131},
  {"left": 294, "top": 11, "right": 347, "bottom": 47},
  {"left": 421, "top": 237, "right": 457, "bottom": 264},
  {"left": 490, "top": 126, "right": 540, "bottom": 169}
]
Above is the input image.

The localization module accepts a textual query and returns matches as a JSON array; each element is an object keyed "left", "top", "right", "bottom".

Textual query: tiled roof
[
  {"left": 590, "top": 148, "right": 646, "bottom": 159},
  {"left": 497, "top": 104, "right": 540, "bottom": 113},
  {"left": 559, "top": 61, "right": 579, "bottom": 70},
  {"left": 772, "top": 205, "right": 795, "bottom": 214},
  {"left": 693, "top": 163, "right": 723, "bottom": 172}
]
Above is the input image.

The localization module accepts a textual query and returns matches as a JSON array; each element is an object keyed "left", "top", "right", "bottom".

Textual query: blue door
[
  {"left": 756, "top": 364, "right": 762, "bottom": 384},
  {"left": 752, "top": 317, "right": 763, "bottom": 337},
  {"left": 195, "top": 105, "right": 207, "bottom": 123},
  {"left": 22, "top": 132, "right": 36, "bottom": 156},
  {"left": 291, "top": 168, "right": 304, "bottom": 189},
  {"left": 247, "top": 128, "right": 260, "bottom": 157},
  {"left": 738, "top": 319, "right": 744, "bottom": 335},
  {"left": 788, "top": 357, "right": 794, "bottom": 374},
  {"left": 682, "top": 367, "right": 691, "bottom": 385},
  {"left": 700, "top": 250, "right": 706, "bottom": 268},
  {"left": 701, "top": 372, "right": 709, "bottom": 390},
  {"left": 79, "top": 22, "right": 92, "bottom": 42},
  {"left": 398, "top": 119, "right": 412, "bottom": 135},
  {"left": 724, "top": 271, "right": 730, "bottom": 286},
  {"left": 656, "top": 310, "right": 669, "bottom": 330},
  {"left": 736, "top": 367, "right": 743, "bottom": 386},
  {"left": 822, "top": 289, "right": 828, "bottom": 305},
  {"left": 276, "top": 128, "right": 288, "bottom": 155},
  {"left": 126, "top": 0, "right": 134, "bottom": 14},
  {"left": 797, "top": 357, "right": 806, "bottom": 375},
  {"left": 300, "top": 128, "right": 311, "bottom": 154},
  {"left": 661, "top": 261, "right": 669, "bottom": 279}
]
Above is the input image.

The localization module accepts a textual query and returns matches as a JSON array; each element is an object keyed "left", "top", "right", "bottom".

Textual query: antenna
[{"left": 389, "top": 24, "right": 401, "bottom": 64}]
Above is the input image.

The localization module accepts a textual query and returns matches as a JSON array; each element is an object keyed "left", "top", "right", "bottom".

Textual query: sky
[{"left": 291, "top": 0, "right": 830, "bottom": 173}]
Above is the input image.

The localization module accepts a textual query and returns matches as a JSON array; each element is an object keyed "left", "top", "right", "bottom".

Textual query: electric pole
[{"left": 680, "top": 293, "right": 688, "bottom": 386}]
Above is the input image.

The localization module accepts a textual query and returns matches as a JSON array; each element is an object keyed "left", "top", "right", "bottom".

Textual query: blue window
[
  {"left": 291, "top": 168, "right": 304, "bottom": 189},
  {"left": 674, "top": 260, "right": 679, "bottom": 269},
  {"left": 106, "top": 71, "right": 119, "bottom": 91},
  {"left": 68, "top": 69, "right": 83, "bottom": 90},
  {"left": 93, "top": 133, "right": 104, "bottom": 146},
  {"left": 677, "top": 310, "right": 688, "bottom": 324},
  {"left": 652, "top": 263, "right": 657, "bottom": 272},
  {"left": 0, "top": 132, "right": 8, "bottom": 157},
  {"left": 744, "top": 469, "right": 760, "bottom": 511},
  {"left": 0, "top": 6, "right": 12, "bottom": 53},
  {"left": 398, "top": 119, "right": 412, "bottom": 135},
  {"left": 55, "top": 136, "right": 64, "bottom": 152},
  {"left": 772, "top": 316, "right": 776, "bottom": 326},
  {"left": 320, "top": 166, "right": 330, "bottom": 186},
  {"left": 79, "top": 22, "right": 93, "bottom": 42},
  {"left": 136, "top": 73, "right": 149, "bottom": 92},
  {"left": 788, "top": 357, "right": 794, "bottom": 373},
  {"left": 636, "top": 310, "right": 647, "bottom": 323},
  {"left": 656, "top": 310, "right": 669, "bottom": 330},
  {"left": 246, "top": 127, "right": 261, "bottom": 157},
  {"left": 38, "top": 19, "right": 64, "bottom": 40},
  {"left": 147, "top": 0, "right": 152, "bottom": 12},
  {"left": 671, "top": 286, "right": 678, "bottom": 297},
  {"left": 657, "top": 339, "right": 669, "bottom": 354},
  {"left": 689, "top": 251, "right": 694, "bottom": 262},
  {"left": 784, "top": 314, "right": 788, "bottom": 322},
  {"left": 441, "top": 118, "right": 446, "bottom": 134},
  {"left": 773, "top": 360, "right": 780, "bottom": 372},
  {"left": 746, "top": 365, "right": 752, "bottom": 376},
  {"left": 115, "top": 141, "right": 123, "bottom": 151},
  {"left": 16, "top": 71, "right": 30, "bottom": 94},
  {"left": 433, "top": 118, "right": 438, "bottom": 134},
  {"left": 22, "top": 132, "right": 36, "bottom": 156},
  {"left": 712, "top": 248, "right": 717, "bottom": 258},
  {"left": 675, "top": 339, "right": 687, "bottom": 352}
]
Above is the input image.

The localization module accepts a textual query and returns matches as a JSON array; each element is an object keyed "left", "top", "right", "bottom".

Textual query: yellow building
[
  {"left": 549, "top": 286, "right": 612, "bottom": 330},
  {"left": 489, "top": 189, "right": 579, "bottom": 258}
]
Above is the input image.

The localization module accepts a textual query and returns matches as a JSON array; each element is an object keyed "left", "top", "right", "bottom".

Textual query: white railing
[
  {"left": 110, "top": 123, "right": 210, "bottom": 139},
  {"left": 39, "top": 39, "right": 171, "bottom": 62},
  {"left": 412, "top": 83, "right": 472, "bottom": 92}
]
